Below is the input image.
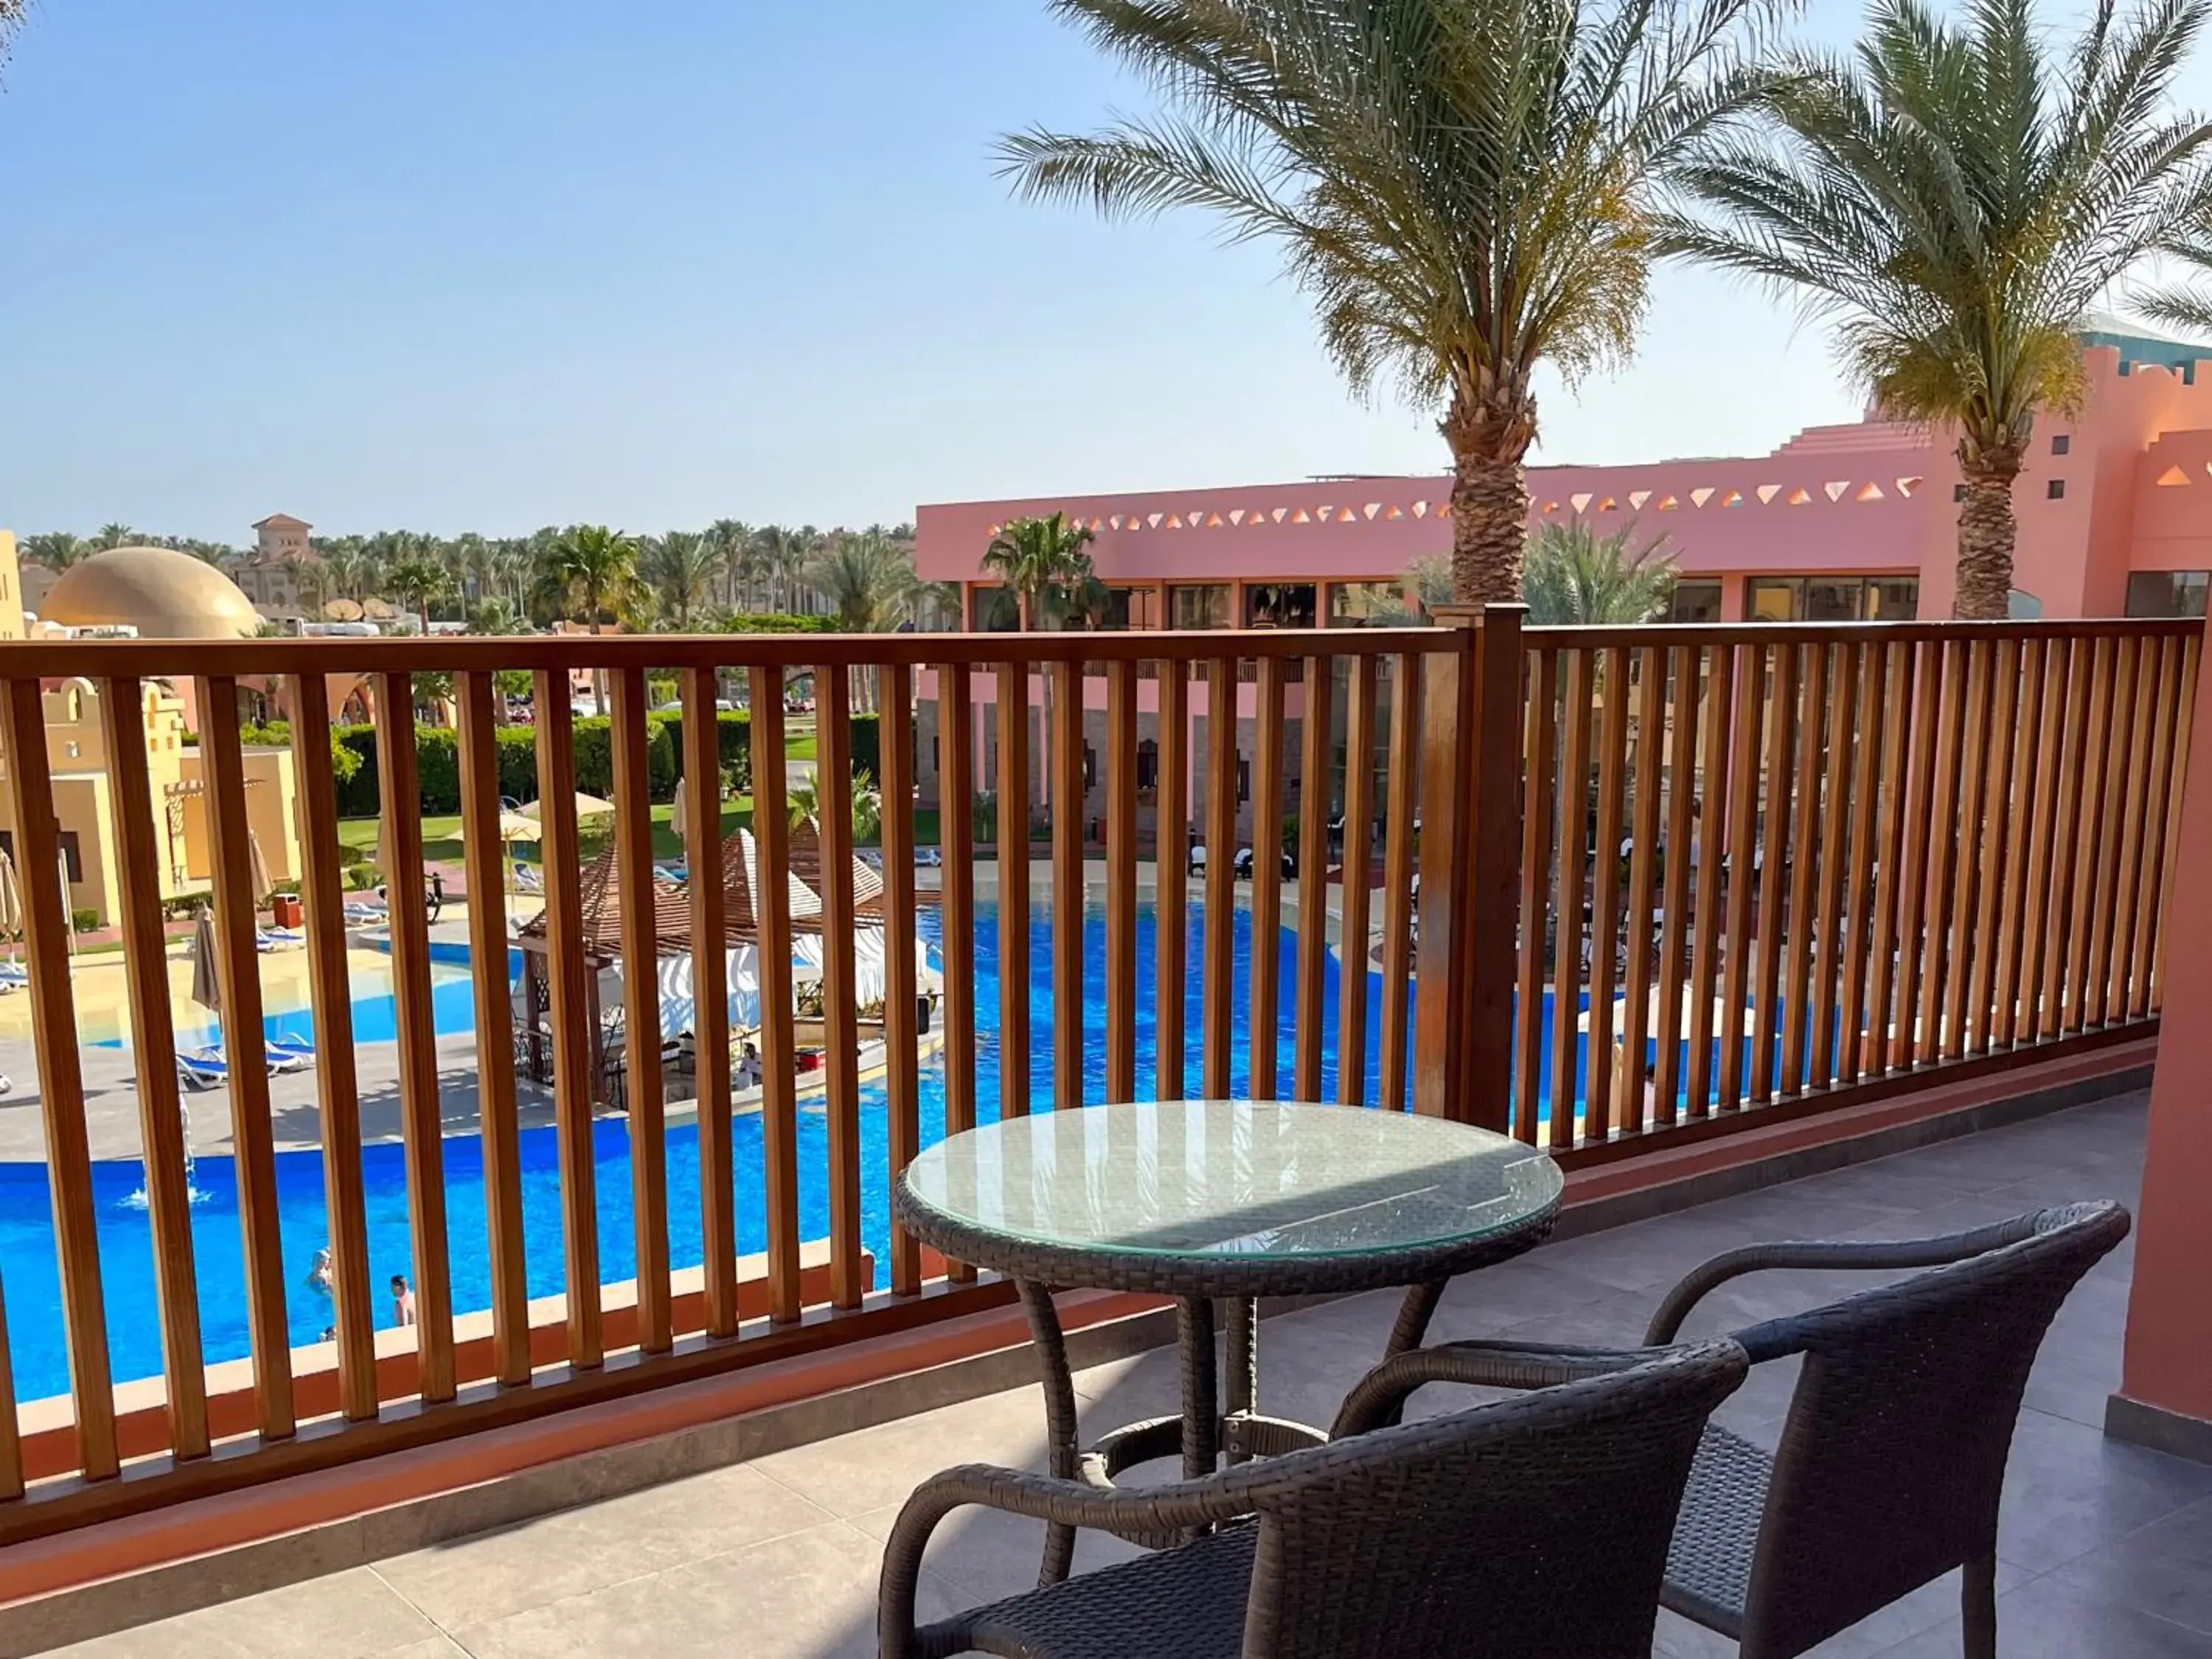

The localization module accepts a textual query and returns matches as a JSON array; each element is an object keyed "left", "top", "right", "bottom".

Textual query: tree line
[{"left": 15, "top": 521, "right": 959, "bottom": 638}]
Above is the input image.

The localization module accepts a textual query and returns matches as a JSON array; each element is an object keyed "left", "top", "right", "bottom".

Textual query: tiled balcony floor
[{"left": 54, "top": 1091, "right": 2212, "bottom": 1658}]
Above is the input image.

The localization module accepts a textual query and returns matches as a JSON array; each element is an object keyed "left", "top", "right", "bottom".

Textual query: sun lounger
[
  {"left": 177, "top": 1048, "right": 229, "bottom": 1089},
  {"left": 263, "top": 1042, "right": 310, "bottom": 1074},
  {"left": 513, "top": 863, "right": 545, "bottom": 894},
  {"left": 268, "top": 1034, "right": 317, "bottom": 1068},
  {"left": 257, "top": 928, "right": 305, "bottom": 950},
  {"left": 0, "top": 963, "right": 28, "bottom": 992}
]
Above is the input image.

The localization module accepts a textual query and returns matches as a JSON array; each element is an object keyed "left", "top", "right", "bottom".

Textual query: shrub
[
  {"left": 723, "top": 612, "right": 837, "bottom": 635},
  {"left": 72, "top": 908, "right": 100, "bottom": 934}
]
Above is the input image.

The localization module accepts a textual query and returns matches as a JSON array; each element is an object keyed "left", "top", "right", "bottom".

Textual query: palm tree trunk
[
  {"left": 1442, "top": 383, "right": 1539, "bottom": 606},
  {"left": 1953, "top": 447, "right": 2020, "bottom": 620}
]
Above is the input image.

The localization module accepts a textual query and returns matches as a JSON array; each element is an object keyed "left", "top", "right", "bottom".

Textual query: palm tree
[
  {"left": 980, "top": 512, "right": 1097, "bottom": 631},
  {"left": 1, "top": 0, "right": 24, "bottom": 68},
  {"left": 703, "top": 519, "right": 757, "bottom": 608},
  {"left": 808, "top": 530, "right": 920, "bottom": 633},
  {"left": 786, "top": 770, "right": 883, "bottom": 842},
  {"left": 1520, "top": 520, "right": 1679, "bottom": 623},
  {"left": 20, "top": 532, "right": 88, "bottom": 571},
  {"left": 998, "top": 0, "right": 1781, "bottom": 606},
  {"left": 92, "top": 521, "right": 138, "bottom": 550},
  {"left": 540, "top": 525, "right": 646, "bottom": 712},
  {"left": 638, "top": 530, "right": 718, "bottom": 630},
  {"left": 280, "top": 553, "right": 330, "bottom": 615},
  {"left": 751, "top": 524, "right": 821, "bottom": 614},
  {"left": 386, "top": 556, "right": 454, "bottom": 635},
  {"left": 1662, "top": 0, "right": 2212, "bottom": 618}
]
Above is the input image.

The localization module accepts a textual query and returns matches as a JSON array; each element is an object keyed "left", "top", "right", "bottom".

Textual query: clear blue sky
[{"left": 3, "top": 0, "right": 1907, "bottom": 543}]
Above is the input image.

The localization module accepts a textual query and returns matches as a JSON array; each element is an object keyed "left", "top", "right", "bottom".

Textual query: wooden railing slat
[
  {"left": 1583, "top": 647, "right": 1631, "bottom": 1140},
  {"left": 996, "top": 663, "right": 1032, "bottom": 1118},
  {"left": 1550, "top": 650, "right": 1594, "bottom": 1149},
  {"left": 879, "top": 664, "right": 923, "bottom": 1298},
  {"left": 1203, "top": 657, "right": 1238, "bottom": 1099},
  {"left": 2150, "top": 634, "right": 2201, "bottom": 1009},
  {"left": 1618, "top": 648, "right": 1666, "bottom": 1134},
  {"left": 1377, "top": 654, "right": 1420, "bottom": 1114},
  {"left": 679, "top": 669, "right": 739, "bottom": 1332},
  {"left": 1516, "top": 650, "right": 1558, "bottom": 1141},
  {"left": 1293, "top": 656, "right": 1334, "bottom": 1103},
  {"left": 2110, "top": 639, "right": 2166, "bottom": 1026},
  {"left": 608, "top": 667, "right": 672, "bottom": 1352},
  {"left": 1914, "top": 643, "right": 1966, "bottom": 1065},
  {"left": 2063, "top": 639, "right": 2118, "bottom": 1033},
  {"left": 1248, "top": 658, "right": 1287, "bottom": 1099},
  {"left": 1155, "top": 661, "right": 1191, "bottom": 1100},
  {"left": 939, "top": 664, "right": 979, "bottom": 1162},
  {"left": 0, "top": 1270, "right": 18, "bottom": 1499},
  {"left": 530, "top": 681, "right": 605, "bottom": 1363},
  {"left": 454, "top": 672, "right": 529, "bottom": 1385},
  {"left": 1863, "top": 645, "right": 1916, "bottom": 1074},
  {"left": 747, "top": 671, "right": 805, "bottom": 1318},
  {"left": 1717, "top": 643, "right": 1765, "bottom": 1110},
  {"left": 1993, "top": 641, "right": 2048, "bottom": 1049},
  {"left": 1889, "top": 644, "right": 1943, "bottom": 1069},
  {"left": 2, "top": 678, "right": 121, "bottom": 1477},
  {"left": 1337, "top": 655, "right": 1378, "bottom": 1107},
  {"left": 1809, "top": 642, "right": 1859, "bottom": 1090},
  {"left": 1690, "top": 637, "right": 1743, "bottom": 1119},
  {"left": 1051, "top": 661, "right": 1085, "bottom": 1113},
  {"left": 194, "top": 677, "right": 297, "bottom": 1441},
  {"left": 2128, "top": 639, "right": 2182, "bottom": 1019},
  {"left": 1965, "top": 641, "right": 2016, "bottom": 1053},
  {"left": 372, "top": 672, "right": 456, "bottom": 1402},
  {"left": 1750, "top": 646, "right": 1798, "bottom": 1103},
  {"left": 1838, "top": 643, "right": 1888, "bottom": 1082},
  {"left": 1105, "top": 661, "right": 1139, "bottom": 1104},
  {"left": 1652, "top": 647, "right": 1698, "bottom": 1127},
  {"left": 1938, "top": 641, "right": 1990, "bottom": 1062},
  {"left": 1780, "top": 644, "right": 1829, "bottom": 1092},
  {"left": 2090, "top": 639, "right": 2145, "bottom": 1029},
  {"left": 2024, "top": 639, "right": 2079, "bottom": 1043},
  {"left": 98, "top": 678, "right": 213, "bottom": 1451},
  {"left": 815, "top": 669, "right": 865, "bottom": 1311}
]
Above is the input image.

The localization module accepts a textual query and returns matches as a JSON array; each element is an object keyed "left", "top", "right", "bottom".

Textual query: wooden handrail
[{"left": 0, "top": 613, "right": 2190, "bottom": 1543}]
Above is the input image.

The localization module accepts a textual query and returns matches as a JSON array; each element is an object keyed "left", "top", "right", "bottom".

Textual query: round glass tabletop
[{"left": 896, "top": 1100, "right": 1563, "bottom": 1296}]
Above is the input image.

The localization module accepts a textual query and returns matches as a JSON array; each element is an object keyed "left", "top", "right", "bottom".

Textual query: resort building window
[
  {"left": 2048, "top": 479, "right": 2067, "bottom": 499},
  {"left": 2126, "top": 571, "right": 2211, "bottom": 618},
  {"left": 2053, "top": 434, "right": 2072, "bottom": 455},
  {"left": 1668, "top": 580, "right": 1722, "bottom": 623},
  {"left": 1169, "top": 584, "right": 1233, "bottom": 630},
  {"left": 1244, "top": 582, "right": 1318, "bottom": 629},
  {"left": 1326, "top": 580, "right": 1405, "bottom": 626},
  {"left": 1747, "top": 576, "right": 1919, "bottom": 621}
]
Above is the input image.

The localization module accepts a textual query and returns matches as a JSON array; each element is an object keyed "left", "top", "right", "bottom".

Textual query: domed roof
[{"left": 40, "top": 545, "right": 261, "bottom": 641}]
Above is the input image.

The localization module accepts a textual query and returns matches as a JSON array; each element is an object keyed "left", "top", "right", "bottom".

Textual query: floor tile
[
  {"left": 1998, "top": 1410, "right": 2212, "bottom": 1573},
  {"left": 375, "top": 1461, "right": 833, "bottom": 1627},
  {"left": 2053, "top": 1494, "right": 2212, "bottom": 1636},
  {"left": 444, "top": 1520, "right": 961, "bottom": 1659},
  {"left": 1877, "top": 1570, "right": 2212, "bottom": 1658},
  {"left": 49, "top": 1568, "right": 442, "bottom": 1658}
]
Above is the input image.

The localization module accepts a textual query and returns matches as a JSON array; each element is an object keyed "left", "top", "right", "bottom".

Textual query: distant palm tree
[
  {"left": 786, "top": 770, "right": 883, "bottom": 842},
  {"left": 1000, "top": 0, "right": 1782, "bottom": 607},
  {"left": 1520, "top": 521, "right": 1678, "bottom": 625},
  {"left": 980, "top": 512, "right": 1097, "bottom": 631},
  {"left": 751, "top": 524, "right": 821, "bottom": 614},
  {"left": 386, "top": 556, "right": 454, "bottom": 636},
  {"left": 92, "top": 521, "right": 137, "bottom": 550},
  {"left": 807, "top": 529, "right": 919, "bottom": 633},
  {"left": 0, "top": 0, "right": 24, "bottom": 68},
  {"left": 280, "top": 554, "right": 330, "bottom": 614},
  {"left": 703, "top": 519, "right": 757, "bottom": 608},
  {"left": 1662, "top": 0, "right": 2212, "bottom": 616},
  {"left": 638, "top": 529, "right": 718, "bottom": 630},
  {"left": 20, "top": 532, "right": 88, "bottom": 571},
  {"left": 541, "top": 525, "right": 646, "bottom": 712}
]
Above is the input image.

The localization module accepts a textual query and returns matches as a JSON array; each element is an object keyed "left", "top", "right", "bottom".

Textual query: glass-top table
[{"left": 895, "top": 1101, "right": 1563, "bottom": 1584}]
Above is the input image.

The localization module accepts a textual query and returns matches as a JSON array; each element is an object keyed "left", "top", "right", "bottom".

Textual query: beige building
[
  {"left": 233, "top": 512, "right": 318, "bottom": 618},
  {"left": 0, "top": 540, "right": 303, "bottom": 927}
]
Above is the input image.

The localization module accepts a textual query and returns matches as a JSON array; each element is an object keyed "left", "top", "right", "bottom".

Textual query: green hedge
[{"left": 328, "top": 712, "right": 877, "bottom": 818}]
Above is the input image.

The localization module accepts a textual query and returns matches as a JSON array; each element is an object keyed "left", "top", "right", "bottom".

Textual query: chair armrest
[
  {"left": 1642, "top": 1216, "right": 2042, "bottom": 1352},
  {"left": 1329, "top": 1340, "right": 1657, "bottom": 1439},
  {"left": 877, "top": 1459, "right": 1284, "bottom": 1657}
]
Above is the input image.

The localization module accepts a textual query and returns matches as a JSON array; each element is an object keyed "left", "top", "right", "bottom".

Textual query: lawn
[{"left": 338, "top": 801, "right": 760, "bottom": 869}]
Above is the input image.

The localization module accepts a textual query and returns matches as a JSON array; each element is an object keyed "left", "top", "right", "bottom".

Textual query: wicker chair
[
  {"left": 1352, "top": 1200, "right": 2131, "bottom": 1659},
  {"left": 879, "top": 1338, "right": 1747, "bottom": 1659}
]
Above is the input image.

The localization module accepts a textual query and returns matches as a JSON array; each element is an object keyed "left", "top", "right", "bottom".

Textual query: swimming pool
[{"left": 3, "top": 902, "right": 1629, "bottom": 1403}]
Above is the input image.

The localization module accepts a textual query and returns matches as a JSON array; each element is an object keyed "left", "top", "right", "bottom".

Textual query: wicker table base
[{"left": 1016, "top": 1277, "right": 1452, "bottom": 1585}]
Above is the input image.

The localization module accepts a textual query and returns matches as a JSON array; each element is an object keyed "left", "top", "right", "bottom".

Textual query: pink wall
[
  {"left": 918, "top": 347, "right": 2212, "bottom": 620},
  {"left": 2120, "top": 617, "right": 2212, "bottom": 1436}
]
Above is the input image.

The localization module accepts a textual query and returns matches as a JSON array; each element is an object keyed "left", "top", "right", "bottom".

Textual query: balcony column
[{"left": 2113, "top": 617, "right": 2212, "bottom": 1462}]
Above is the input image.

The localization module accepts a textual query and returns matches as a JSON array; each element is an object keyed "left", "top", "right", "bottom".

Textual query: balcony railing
[{"left": 0, "top": 613, "right": 2189, "bottom": 1544}]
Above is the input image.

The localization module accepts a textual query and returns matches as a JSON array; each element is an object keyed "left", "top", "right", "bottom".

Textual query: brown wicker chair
[
  {"left": 1353, "top": 1200, "right": 2130, "bottom": 1659},
  {"left": 879, "top": 1338, "right": 1748, "bottom": 1659}
]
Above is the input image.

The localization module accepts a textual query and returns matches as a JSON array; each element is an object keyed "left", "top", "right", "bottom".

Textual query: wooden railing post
[{"left": 1415, "top": 605, "right": 1523, "bottom": 1127}]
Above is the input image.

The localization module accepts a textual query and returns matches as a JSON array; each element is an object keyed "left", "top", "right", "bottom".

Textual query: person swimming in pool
[{"left": 391, "top": 1273, "right": 416, "bottom": 1327}]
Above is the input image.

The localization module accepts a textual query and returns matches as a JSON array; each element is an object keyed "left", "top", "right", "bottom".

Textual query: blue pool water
[{"left": 0, "top": 904, "right": 1641, "bottom": 1402}]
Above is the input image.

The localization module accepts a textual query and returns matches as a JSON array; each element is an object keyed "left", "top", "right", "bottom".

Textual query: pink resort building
[
  {"left": 910, "top": 327, "right": 2212, "bottom": 843},
  {"left": 917, "top": 327, "right": 2212, "bottom": 630}
]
